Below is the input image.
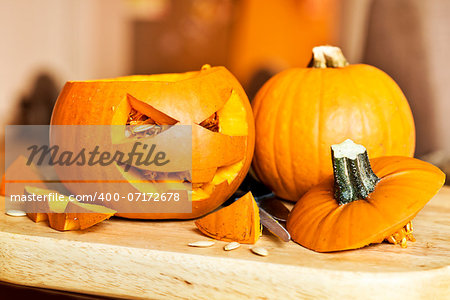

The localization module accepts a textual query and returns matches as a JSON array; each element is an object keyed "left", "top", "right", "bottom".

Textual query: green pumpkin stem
[
  {"left": 307, "top": 46, "right": 349, "bottom": 68},
  {"left": 331, "top": 139, "right": 379, "bottom": 205}
]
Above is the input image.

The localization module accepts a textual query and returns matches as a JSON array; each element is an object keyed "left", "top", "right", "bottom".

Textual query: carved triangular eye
[
  {"left": 125, "top": 95, "right": 178, "bottom": 138},
  {"left": 127, "top": 94, "right": 178, "bottom": 125},
  {"left": 199, "top": 112, "right": 219, "bottom": 132}
]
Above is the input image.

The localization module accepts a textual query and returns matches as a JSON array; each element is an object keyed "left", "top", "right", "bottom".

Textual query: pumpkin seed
[
  {"left": 224, "top": 242, "right": 240, "bottom": 251},
  {"left": 251, "top": 247, "right": 269, "bottom": 257},
  {"left": 188, "top": 240, "right": 215, "bottom": 247},
  {"left": 387, "top": 235, "right": 397, "bottom": 244},
  {"left": 400, "top": 237, "right": 408, "bottom": 248},
  {"left": 6, "top": 210, "right": 27, "bottom": 217},
  {"left": 406, "top": 221, "right": 413, "bottom": 232},
  {"left": 132, "top": 124, "right": 155, "bottom": 133}
]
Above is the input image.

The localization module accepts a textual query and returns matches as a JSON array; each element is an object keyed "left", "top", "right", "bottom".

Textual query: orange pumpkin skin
[
  {"left": 50, "top": 66, "right": 255, "bottom": 219},
  {"left": 1, "top": 156, "right": 49, "bottom": 222},
  {"left": 0, "top": 174, "right": 5, "bottom": 196},
  {"left": 1, "top": 155, "right": 47, "bottom": 197},
  {"left": 286, "top": 156, "right": 445, "bottom": 252},
  {"left": 252, "top": 64, "right": 415, "bottom": 201},
  {"left": 195, "top": 191, "right": 261, "bottom": 244}
]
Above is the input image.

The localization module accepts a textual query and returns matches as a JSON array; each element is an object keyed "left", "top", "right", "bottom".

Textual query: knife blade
[
  {"left": 258, "top": 206, "right": 291, "bottom": 242},
  {"left": 258, "top": 195, "right": 290, "bottom": 222},
  {"left": 231, "top": 176, "right": 291, "bottom": 242},
  {"left": 252, "top": 193, "right": 291, "bottom": 242}
]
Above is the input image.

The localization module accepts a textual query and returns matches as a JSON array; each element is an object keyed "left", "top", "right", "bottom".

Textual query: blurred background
[{"left": 0, "top": 0, "right": 449, "bottom": 180}]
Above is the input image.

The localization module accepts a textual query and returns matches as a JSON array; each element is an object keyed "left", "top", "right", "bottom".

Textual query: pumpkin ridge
[
  {"left": 288, "top": 70, "right": 309, "bottom": 198},
  {"left": 292, "top": 187, "right": 338, "bottom": 246},
  {"left": 290, "top": 70, "right": 309, "bottom": 197},
  {"left": 373, "top": 68, "right": 396, "bottom": 154},
  {"left": 347, "top": 66, "right": 382, "bottom": 155},
  {"left": 378, "top": 69, "right": 415, "bottom": 156},
  {"left": 251, "top": 76, "right": 274, "bottom": 185},
  {"left": 310, "top": 198, "right": 347, "bottom": 250},
  {"left": 271, "top": 72, "right": 294, "bottom": 197},
  {"left": 316, "top": 69, "right": 324, "bottom": 189},
  {"left": 254, "top": 70, "right": 293, "bottom": 191},
  {"left": 344, "top": 67, "right": 367, "bottom": 148},
  {"left": 381, "top": 74, "right": 401, "bottom": 154}
]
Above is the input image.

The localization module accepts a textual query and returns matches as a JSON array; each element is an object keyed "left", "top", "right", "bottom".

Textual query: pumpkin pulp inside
[{"left": 110, "top": 78, "right": 249, "bottom": 203}]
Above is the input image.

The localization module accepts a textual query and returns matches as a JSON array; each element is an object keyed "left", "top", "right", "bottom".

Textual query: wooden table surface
[{"left": 1, "top": 188, "right": 449, "bottom": 299}]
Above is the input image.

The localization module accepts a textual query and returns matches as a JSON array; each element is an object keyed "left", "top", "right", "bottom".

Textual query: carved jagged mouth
[{"left": 117, "top": 162, "right": 192, "bottom": 183}]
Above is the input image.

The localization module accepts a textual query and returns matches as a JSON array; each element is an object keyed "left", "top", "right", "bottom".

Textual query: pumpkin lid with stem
[{"left": 286, "top": 139, "right": 445, "bottom": 252}]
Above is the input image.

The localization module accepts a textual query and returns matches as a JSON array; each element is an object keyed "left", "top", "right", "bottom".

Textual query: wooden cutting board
[{"left": 1, "top": 188, "right": 449, "bottom": 299}]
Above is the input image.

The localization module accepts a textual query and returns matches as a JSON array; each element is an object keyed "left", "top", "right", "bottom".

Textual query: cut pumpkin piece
[
  {"left": 24, "top": 186, "right": 116, "bottom": 231},
  {"left": 48, "top": 201, "right": 116, "bottom": 231},
  {"left": 195, "top": 192, "right": 262, "bottom": 244},
  {"left": 1, "top": 156, "right": 48, "bottom": 221},
  {"left": 27, "top": 211, "right": 49, "bottom": 223},
  {"left": 25, "top": 186, "right": 67, "bottom": 223}
]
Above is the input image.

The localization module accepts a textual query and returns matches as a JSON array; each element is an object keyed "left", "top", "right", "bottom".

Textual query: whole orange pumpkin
[
  {"left": 50, "top": 65, "right": 255, "bottom": 219},
  {"left": 252, "top": 46, "right": 415, "bottom": 201}
]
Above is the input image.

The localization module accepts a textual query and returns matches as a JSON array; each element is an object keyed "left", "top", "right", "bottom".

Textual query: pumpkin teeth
[
  {"left": 192, "top": 183, "right": 204, "bottom": 189},
  {"left": 385, "top": 221, "right": 415, "bottom": 248},
  {"left": 141, "top": 170, "right": 158, "bottom": 181},
  {"left": 140, "top": 170, "right": 191, "bottom": 182}
]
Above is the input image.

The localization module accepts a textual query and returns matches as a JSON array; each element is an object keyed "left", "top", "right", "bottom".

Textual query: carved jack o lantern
[{"left": 50, "top": 66, "right": 254, "bottom": 219}]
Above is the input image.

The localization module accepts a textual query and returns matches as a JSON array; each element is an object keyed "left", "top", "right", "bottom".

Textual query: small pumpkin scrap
[
  {"left": 1, "top": 156, "right": 49, "bottom": 221},
  {"left": 195, "top": 192, "right": 262, "bottom": 244},
  {"left": 24, "top": 186, "right": 116, "bottom": 231},
  {"left": 286, "top": 139, "right": 445, "bottom": 252}
]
